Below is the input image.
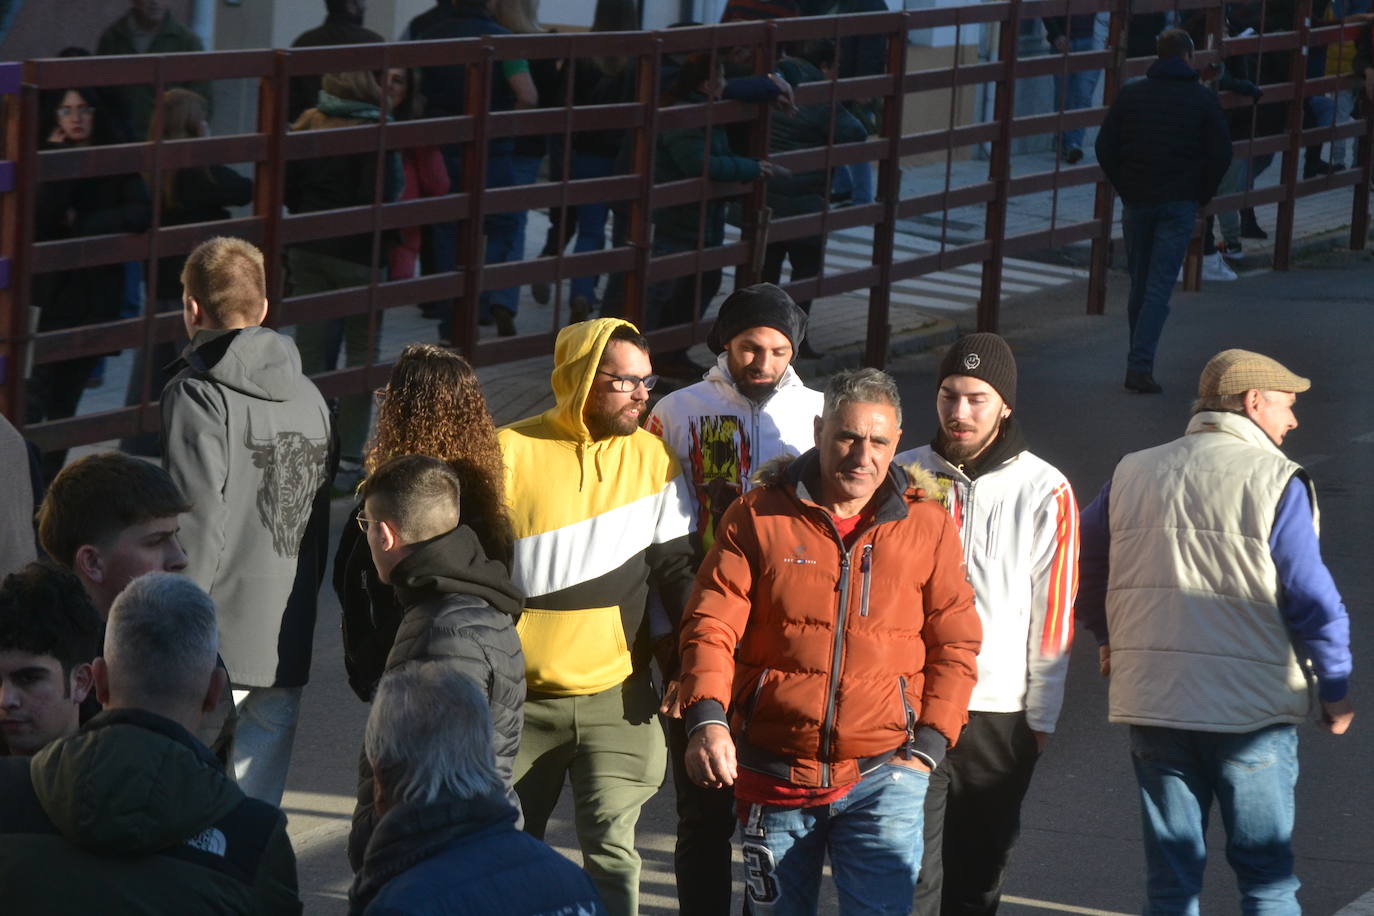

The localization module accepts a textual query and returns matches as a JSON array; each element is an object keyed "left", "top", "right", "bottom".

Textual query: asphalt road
[{"left": 285, "top": 249, "right": 1374, "bottom": 914}]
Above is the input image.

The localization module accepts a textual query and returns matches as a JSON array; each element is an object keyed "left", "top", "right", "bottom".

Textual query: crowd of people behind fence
[{"left": 1, "top": 0, "right": 1366, "bottom": 914}]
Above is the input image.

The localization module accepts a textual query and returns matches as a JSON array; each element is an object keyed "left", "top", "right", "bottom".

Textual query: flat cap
[{"left": 1198, "top": 349, "right": 1311, "bottom": 397}]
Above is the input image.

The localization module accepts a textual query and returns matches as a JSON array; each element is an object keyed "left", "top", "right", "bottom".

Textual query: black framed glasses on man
[{"left": 597, "top": 370, "right": 659, "bottom": 392}]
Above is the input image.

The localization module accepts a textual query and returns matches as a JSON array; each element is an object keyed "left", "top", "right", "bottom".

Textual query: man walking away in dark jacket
[
  {"left": 289, "top": 0, "right": 385, "bottom": 122},
  {"left": 163, "top": 237, "right": 333, "bottom": 807},
  {"left": 0, "top": 573, "right": 302, "bottom": 915},
  {"left": 351, "top": 661, "right": 603, "bottom": 915},
  {"left": 347, "top": 455, "right": 526, "bottom": 871},
  {"left": 1095, "top": 28, "right": 1231, "bottom": 396}
]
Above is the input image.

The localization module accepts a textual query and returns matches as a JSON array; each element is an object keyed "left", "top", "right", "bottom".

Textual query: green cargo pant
[{"left": 515, "top": 673, "right": 666, "bottom": 916}]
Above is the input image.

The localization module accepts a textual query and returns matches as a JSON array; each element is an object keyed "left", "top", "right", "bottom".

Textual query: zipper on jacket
[
  {"left": 742, "top": 667, "right": 772, "bottom": 733},
  {"left": 961, "top": 479, "right": 976, "bottom": 566},
  {"left": 898, "top": 675, "right": 917, "bottom": 758},
  {"left": 859, "top": 544, "right": 874, "bottom": 617},
  {"left": 819, "top": 523, "right": 853, "bottom": 789},
  {"left": 751, "top": 402, "right": 761, "bottom": 485}
]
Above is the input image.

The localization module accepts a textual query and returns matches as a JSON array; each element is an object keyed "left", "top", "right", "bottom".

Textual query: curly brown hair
[{"left": 365, "top": 344, "right": 513, "bottom": 563}]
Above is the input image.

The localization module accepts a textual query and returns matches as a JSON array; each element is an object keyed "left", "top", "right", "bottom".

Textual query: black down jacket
[
  {"left": 1095, "top": 55, "right": 1232, "bottom": 208},
  {"left": 346, "top": 523, "right": 525, "bottom": 872}
]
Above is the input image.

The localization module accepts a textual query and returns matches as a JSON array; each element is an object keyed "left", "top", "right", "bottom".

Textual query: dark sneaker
[
  {"left": 1303, "top": 158, "right": 1333, "bottom": 179},
  {"left": 492, "top": 305, "right": 517, "bottom": 337},
  {"left": 1240, "top": 210, "right": 1268, "bottom": 240},
  {"left": 1124, "top": 371, "right": 1163, "bottom": 394}
]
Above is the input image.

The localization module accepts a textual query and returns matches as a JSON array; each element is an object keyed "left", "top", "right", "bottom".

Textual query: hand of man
[
  {"left": 1098, "top": 644, "right": 1111, "bottom": 677},
  {"left": 659, "top": 679, "right": 683, "bottom": 718},
  {"left": 1032, "top": 730, "right": 1049, "bottom": 754},
  {"left": 888, "top": 753, "right": 932, "bottom": 772},
  {"left": 767, "top": 73, "right": 797, "bottom": 114},
  {"left": 1052, "top": 35, "right": 1070, "bottom": 53},
  {"left": 1320, "top": 696, "right": 1354, "bottom": 734},
  {"left": 686, "top": 723, "right": 738, "bottom": 788}
]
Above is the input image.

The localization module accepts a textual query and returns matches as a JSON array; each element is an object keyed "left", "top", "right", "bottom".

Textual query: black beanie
[
  {"left": 937, "top": 332, "right": 1017, "bottom": 410},
  {"left": 706, "top": 283, "right": 808, "bottom": 353}
]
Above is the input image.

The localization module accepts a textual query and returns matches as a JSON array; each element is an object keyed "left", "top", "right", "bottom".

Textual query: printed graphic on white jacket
[{"left": 648, "top": 354, "right": 823, "bottom": 551}]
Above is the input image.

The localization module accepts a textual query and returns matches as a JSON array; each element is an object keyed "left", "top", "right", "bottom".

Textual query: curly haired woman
[{"left": 332, "top": 343, "right": 514, "bottom": 700}]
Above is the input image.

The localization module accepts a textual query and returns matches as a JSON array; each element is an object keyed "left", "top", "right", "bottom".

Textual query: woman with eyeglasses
[
  {"left": 332, "top": 343, "right": 514, "bottom": 702},
  {"left": 31, "top": 84, "right": 150, "bottom": 482}
]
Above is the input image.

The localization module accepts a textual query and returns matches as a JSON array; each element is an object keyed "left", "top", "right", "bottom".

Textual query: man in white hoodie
[
  {"left": 645, "top": 282, "right": 822, "bottom": 916},
  {"left": 896, "top": 333, "right": 1080, "bottom": 916}
]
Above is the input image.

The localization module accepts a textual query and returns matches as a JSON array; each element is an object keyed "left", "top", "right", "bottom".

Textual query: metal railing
[{"left": 2, "top": 2, "right": 1370, "bottom": 455}]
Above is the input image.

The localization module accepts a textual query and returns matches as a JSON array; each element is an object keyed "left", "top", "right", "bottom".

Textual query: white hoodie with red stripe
[{"left": 896, "top": 440, "right": 1079, "bottom": 733}]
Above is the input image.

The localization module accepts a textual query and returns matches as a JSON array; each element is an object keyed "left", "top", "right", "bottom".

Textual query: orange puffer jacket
[{"left": 679, "top": 451, "right": 983, "bottom": 790}]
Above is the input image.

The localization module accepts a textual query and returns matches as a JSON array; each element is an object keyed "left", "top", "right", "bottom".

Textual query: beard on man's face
[
  {"left": 736, "top": 374, "right": 780, "bottom": 402},
  {"left": 937, "top": 422, "right": 1000, "bottom": 463},
  {"left": 586, "top": 403, "right": 642, "bottom": 439}
]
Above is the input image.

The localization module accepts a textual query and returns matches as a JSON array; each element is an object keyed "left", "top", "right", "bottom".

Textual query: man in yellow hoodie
[{"left": 499, "top": 319, "right": 696, "bottom": 916}]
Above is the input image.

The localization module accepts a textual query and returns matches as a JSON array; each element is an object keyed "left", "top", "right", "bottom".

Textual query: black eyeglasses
[{"left": 598, "top": 370, "right": 659, "bottom": 392}]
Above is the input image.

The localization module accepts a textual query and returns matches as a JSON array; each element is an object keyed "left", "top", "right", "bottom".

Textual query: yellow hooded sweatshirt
[{"left": 498, "top": 319, "right": 697, "bottom": 697}]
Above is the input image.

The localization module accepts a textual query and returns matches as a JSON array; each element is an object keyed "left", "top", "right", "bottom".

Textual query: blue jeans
[
  {"left": 1053, "top": 35, "right": 1101, "bottom": 153},
  {"left": 1122, "top": 201, "right": 1197, "bottom": 374},
  {"left": 483, "top": 150, "right": 531, "bottom": 316},
  {"left": 742, "top": 762, "right": 930, "bottom": 916},
  {"left": 230, "top": 685, "right": 304, "bottom": 808},
  {"left": 569, "top": 151, "right": 616, "bottom": 304},
  {"left": 847, "top": 161, "right": 874, "bottom": 206},
  {"left": 1130, "top": 725, "right": 1300, "bottom": 916}
]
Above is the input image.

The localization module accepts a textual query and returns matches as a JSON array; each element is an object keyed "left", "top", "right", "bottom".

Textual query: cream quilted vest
[{"left": 1106, "top": 410, "right": 1314, "bottom": 732}]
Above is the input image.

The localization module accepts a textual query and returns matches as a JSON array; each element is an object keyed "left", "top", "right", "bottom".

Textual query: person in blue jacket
[{"left": 349, "top": 660, "right": 606, "bottom": 916}]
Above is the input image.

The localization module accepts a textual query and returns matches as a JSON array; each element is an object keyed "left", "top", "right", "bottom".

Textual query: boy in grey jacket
[{"left": 162, "top": 236, "right": 333, "bottom": 806}]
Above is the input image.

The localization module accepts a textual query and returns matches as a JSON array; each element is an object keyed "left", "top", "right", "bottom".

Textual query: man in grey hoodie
[{"left": 162, "top": 236, "right": 333, "bottom": 806}]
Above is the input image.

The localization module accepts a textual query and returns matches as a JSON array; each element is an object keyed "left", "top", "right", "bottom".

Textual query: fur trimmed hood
[{"left": 751, "top": 451, "right": 942, "bottom": 501}]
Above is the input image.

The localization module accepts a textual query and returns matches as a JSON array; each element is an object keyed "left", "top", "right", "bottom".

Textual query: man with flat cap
[
  {"left": 1077, "top": 349, "right": 1353, "bottom": 912},
  {"left": 896, "top": 333, "right": 1080, "bottom": 915},
  {"left": 645, "top": 281, "right": 823, "bottom": 916}
]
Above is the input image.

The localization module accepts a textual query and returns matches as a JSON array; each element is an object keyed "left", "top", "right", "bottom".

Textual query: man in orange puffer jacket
[{"left": 678, "top": 367, "right": 983, "bottom": 915}]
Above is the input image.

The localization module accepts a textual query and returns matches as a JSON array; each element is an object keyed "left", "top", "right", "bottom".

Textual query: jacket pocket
[
  {"left": 740, "top": 667, "right": 773, "bottom": 737},
  {"left": 516, "top": 605, "right": 631, "bottom": 696},
  {"left": 982, "top": 500, "right": 1003, "bottom": 560},
  {"left": 897, "top": 675, "right": 917, "bottom": 749}
]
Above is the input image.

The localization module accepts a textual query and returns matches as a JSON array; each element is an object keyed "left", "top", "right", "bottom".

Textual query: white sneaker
[{"left": 1202, "top": 252, "right": 1237, "bottom": 282}]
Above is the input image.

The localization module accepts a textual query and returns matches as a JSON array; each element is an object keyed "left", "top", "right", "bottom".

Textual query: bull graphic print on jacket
[{"left": 244, "top": 414, "right": 331, "bottom": 558}]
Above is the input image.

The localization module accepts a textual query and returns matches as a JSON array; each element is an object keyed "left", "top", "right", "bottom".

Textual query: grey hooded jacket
[{"left": 163, "top": 327, "right": 333, "bottom": 687}]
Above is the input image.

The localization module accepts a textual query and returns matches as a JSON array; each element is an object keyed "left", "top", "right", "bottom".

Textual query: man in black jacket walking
[
  {"left": 1096, "top": 28, "right": 1232, "bottom": 395},
  {"left": 347, "top": 454, "right": 525, "bottom": 871}
]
